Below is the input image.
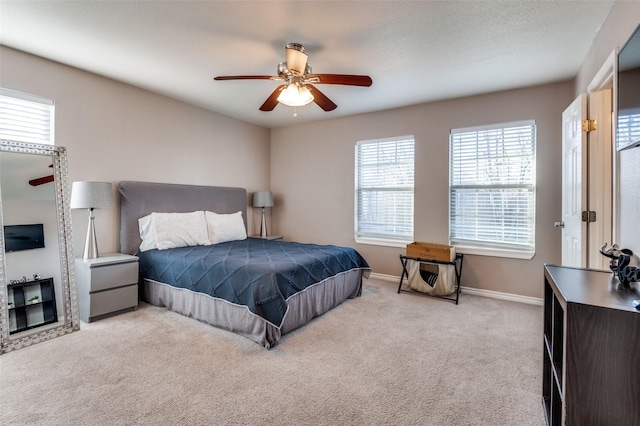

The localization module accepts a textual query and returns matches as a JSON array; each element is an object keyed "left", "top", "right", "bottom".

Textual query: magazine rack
[{"left": 397, "top": 253, "right": 464, "bottom": 304}]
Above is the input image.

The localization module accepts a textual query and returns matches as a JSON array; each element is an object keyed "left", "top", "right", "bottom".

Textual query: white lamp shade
[
  {"left": 252, "top": 191, "right": 273, "bottom": 208},
  {"left": 70, "top": 181, "right": 114, "bottom": 209}
]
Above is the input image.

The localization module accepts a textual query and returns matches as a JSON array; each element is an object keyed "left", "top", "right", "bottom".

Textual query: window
[
  {"left": 355, "top": 136, "right": 415, "bottom": 246},
  {"left": 449, "top": 121, "right": 536, "bottom": 258},
  {"left": 0, "top": 88, "right": 55, "bottom": 144}
]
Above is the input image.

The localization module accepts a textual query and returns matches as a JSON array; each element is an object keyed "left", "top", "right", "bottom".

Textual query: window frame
[
  {"left": 354, "top": 135, "right": 415, "bottom": 248},
  {"left": 448, "top": 120, "right": 536, "bottom": 260}
]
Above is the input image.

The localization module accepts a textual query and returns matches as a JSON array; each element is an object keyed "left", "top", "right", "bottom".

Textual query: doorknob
[{"left": 554, "top": 221, "right": 565, "bottom": 228}]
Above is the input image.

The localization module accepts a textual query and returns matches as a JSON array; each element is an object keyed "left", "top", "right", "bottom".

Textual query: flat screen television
[
  {"left": 3, "top": 224, "right": 45, "bottom": 252},
  {"left": 617, "top": 23, "right": 640, "bottom": 151}
]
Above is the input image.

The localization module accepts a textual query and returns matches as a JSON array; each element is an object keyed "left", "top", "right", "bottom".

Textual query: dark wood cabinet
[
  {"left": 543, "top": 265, "right": 640, "bottom": 426},
  {"left": 7, "top": 277, "right": 58, "bottom": 334}
]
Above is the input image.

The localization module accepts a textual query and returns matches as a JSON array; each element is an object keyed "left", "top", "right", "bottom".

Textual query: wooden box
[{"left": 406, "top": 242, "right": 456, "bottom": 262}]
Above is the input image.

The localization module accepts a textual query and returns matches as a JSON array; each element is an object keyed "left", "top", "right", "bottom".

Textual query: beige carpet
[{"left": 0, "top": 277, "right": 545, "bottom": 425}]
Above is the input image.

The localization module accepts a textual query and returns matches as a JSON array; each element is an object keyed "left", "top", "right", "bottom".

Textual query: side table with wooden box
[
  {"left": 398, "top": 242, "right": 463, "bottom": 304},
  {"left": 75, "top": 253, "right": 139, "bottom": 322}
]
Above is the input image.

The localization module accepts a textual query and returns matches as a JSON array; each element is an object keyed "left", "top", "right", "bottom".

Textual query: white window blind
[
  {"left": 449, "top": 121, "right": 536, "bottom": 254},
  {"left": 617, "top": 110, "right": 640, "bottom": 149},
  {"left": 355, "top": 136, "right": 414, "bottom": 245},
  {"left": 0, "top": 88, "right": 55, "bottom": 144}
]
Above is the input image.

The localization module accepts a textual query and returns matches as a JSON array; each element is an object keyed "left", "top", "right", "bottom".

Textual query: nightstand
[
  {"left": 250, "top": 235, "right": 283, "bottom": 240},
  {"left": 75, "top": 253, "right": 139, "bottom": 322}
]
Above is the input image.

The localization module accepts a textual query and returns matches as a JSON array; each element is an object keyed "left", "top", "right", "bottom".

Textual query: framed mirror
[{"left": 0, "top": 139, "right": 79, "bottom": 354}]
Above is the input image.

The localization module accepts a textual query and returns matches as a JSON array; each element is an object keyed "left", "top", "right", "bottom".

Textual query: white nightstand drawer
[
  {"left": 87, "top": 284, "right": 138, "bottom": 318},
  {"left": 89, "top": 261, "right": 138, "bottom": 292}
]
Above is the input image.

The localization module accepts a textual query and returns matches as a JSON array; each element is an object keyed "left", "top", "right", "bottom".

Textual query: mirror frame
[{"left": 0, "top": 139, "right": 79, "bottom": 354}]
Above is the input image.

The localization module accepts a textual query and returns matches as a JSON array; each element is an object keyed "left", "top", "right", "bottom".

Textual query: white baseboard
[
  {"left": 459, "top": 286, "right": 543, "bottom": 306},
  {"left": 368, "top": 272, "right": 543, "bottom": 306},
  {"left": 369, "top": 272, "right": 399, "bottom": 283}
]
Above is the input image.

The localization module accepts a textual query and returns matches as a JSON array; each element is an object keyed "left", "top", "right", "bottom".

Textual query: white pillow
[
  {"left": 138, "top": 211, "right": 209, "bottom": 251},
  {"left": 138, "top": 214, "right": 157, "bottom": 252},
  {"left": 205, "top": 211, "right": 247, "bottom": 244}
]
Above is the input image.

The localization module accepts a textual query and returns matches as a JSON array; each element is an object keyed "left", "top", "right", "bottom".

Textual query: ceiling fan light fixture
[
  {"left": 277, "top": 83, "right": 314, "bottom": 107},
  {"left": 296, "top": 85, "right": 314, "bottom": 105}
]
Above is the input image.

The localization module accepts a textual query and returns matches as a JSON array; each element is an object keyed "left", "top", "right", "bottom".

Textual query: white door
[
  {"left": 559, "top": 91, "right": 613, "bottom": 269},
  {"left": 586, "top": 89, "right": 613, "bottom": 270},
  {"left": 560, "top": 95, "right": 587, "bottom": 267}
]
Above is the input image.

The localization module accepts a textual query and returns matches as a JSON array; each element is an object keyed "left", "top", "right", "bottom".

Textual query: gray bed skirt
[{"left": 143, "top": 268, "right": 365, "bottom": 348}]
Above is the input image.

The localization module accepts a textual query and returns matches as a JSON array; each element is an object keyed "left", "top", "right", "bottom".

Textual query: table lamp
[
  {"left": 252, "top": 191, "right": 273, "bottom": 237},
  {"left": 70, "top": 181, "right": 114, "bottom": 259}
]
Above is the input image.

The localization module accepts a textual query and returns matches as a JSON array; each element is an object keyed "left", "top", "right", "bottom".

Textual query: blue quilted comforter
[{"left": 137, "top": 238, "right": 370, "bottom": 327}]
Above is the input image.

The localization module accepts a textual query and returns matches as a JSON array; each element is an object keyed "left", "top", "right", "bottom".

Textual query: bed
[{"left": 118, "top": 181, "right": 370, "bottom": 348}]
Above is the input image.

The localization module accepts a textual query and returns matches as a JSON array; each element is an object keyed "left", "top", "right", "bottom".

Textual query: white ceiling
[{"left": 0, "top": 1, "right": 615, "bottom": 129}]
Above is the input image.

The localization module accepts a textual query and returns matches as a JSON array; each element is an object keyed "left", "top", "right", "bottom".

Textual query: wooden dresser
[{"left": 543, "top": 265, "right": 640, "bottom": 426}]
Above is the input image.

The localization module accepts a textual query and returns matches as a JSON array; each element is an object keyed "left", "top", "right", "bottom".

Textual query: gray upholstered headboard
[{"left": 118, "top": 181, "right": 247, "bottom": 255}]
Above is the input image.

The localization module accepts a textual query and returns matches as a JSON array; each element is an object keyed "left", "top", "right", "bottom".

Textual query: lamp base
[
  {"left": 83, "top": 210, "right": 99, "bottom": 259},
  {"left": 260, "top": 207, "right": 268, "bottom": 238}
]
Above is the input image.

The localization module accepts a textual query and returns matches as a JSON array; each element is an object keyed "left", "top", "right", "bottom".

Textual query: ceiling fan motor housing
[{"left": 285, "top": 43, "right": 308, "bottom": 76}]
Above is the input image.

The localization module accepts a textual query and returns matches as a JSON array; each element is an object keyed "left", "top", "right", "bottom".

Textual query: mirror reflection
[
  {"left": 2, "top": 151, "right": 62, "bottom": 334},
  {"left": 0, "top": 140, "right": 79, "bottom": 354}
]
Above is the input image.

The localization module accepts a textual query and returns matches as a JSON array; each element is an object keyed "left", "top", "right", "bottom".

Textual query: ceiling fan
[
  {"left": 29, "top": 164, "right": 53, "bottom": 186},
  {"left": 214, "top": 43, "right": 372, "bottom": 113}
]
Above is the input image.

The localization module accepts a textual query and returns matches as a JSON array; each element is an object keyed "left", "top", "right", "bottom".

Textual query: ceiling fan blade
[
  {"left": 29, "top": 175, "right": 54, "bottom": 186},
  {"left": 259, "top": 85, "right": 287, "bottom": 111},
  {"left": 307, "top": 74, "right": 372, "bottom": 87},
  {"left": 214, "top": 75, "right": 274, "bottom": 81},
  {"left": 306, "top": 85, "right": 337, "bottom": 111}
]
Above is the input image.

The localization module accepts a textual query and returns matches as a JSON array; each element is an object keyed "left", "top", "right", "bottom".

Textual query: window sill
[
  {"left": 454, "top": 245, "right": 535, "bottom": 260},
  {"left": 355, "top": 238, "right": 409, "bottom": 248}
]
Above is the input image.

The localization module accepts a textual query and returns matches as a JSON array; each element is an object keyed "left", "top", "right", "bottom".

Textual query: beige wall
[
  {"left": 271, "top": 81, "right": 574, "bottom": 298},
  {"left": 4, "top": 2, "right": 636, "bottom": 301},
  {"left": 575, "top": 2, "right": 640, "bottom": 257},
  {"left": 0, "top": 46, "right": 271, "bottom": 256}
]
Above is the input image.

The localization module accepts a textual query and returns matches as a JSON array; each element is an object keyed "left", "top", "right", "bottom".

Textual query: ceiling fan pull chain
[{"left": 293, "top": 106, "right": 298, "bottom": 117}]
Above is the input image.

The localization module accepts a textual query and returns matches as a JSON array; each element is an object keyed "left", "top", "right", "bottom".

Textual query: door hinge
[
  {"left": 582, "top": 210, "right": 596, "bottom": 222},
  {"left": 582, "top": 119, "right": 597, "bottom": 132}
]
